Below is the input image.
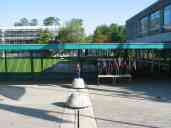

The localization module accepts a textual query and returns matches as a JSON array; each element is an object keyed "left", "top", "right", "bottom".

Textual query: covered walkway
[{"left": 0, "top": 43, "right": 170, "bottom": 81}]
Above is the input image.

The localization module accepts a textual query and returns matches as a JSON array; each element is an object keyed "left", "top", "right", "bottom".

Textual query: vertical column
[
  {"left": 160, "top": 8, "right": 164, "bottom": 33},
  {"left": 169, "top": 59, "right": 171, "bottom": 74},
  {"left": 41, "top": 57, "right": 44, "bottom": 72},
  {"left": 151, "top": 50, "right": 154, "bottom": 73},
  {"left": 30, "top": 51, "right": 34, "bottom": 73},
  {"left": 135, "top": 50, "right": 137, "bottom": 60},
  {"left": 4, "top": 51, "right": 7, "bottom": 73},
  {"left": 124, "top": 50, "right": 128, "bottom": 60},
  {"left": 78, "top": 49, "right": 81, "bottom": 57},
  {"left": 147, "top": 50, "right": 150, "bottom": 60}
]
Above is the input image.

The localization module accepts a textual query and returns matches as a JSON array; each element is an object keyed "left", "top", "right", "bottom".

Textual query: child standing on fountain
[{"left": 76, "top": 63, "right": 81, "bottom": 78}]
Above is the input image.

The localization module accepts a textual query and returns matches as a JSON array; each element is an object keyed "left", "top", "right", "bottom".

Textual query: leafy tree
[
  {"left": 110, "top": 24, "right": 126, "bottom": 42},
  {"left": 83, "top": 35, "right": 94, "bottom": 43},
  {"left": 93, "top": 25, "right": 112, "bottom": 43},
  {"left": 30, "top": 19, "right": 38, "bottom": 26},
  {"left": 43, "top": 17, "right": 60, "bottom": 26},
  {"left": 20, "top": 18, "right": 29, "bottom": 26},
  {"left": 14, "top": 22, "right": 22, "bottom": 26},
  {"left": 93, "top": 24, "right": 126, "bottom": 43},
  {"left": 58, "top": 19, "right": 85, "bottom": 43},
  {"left": 14, "top": 18, "right": 29, "bottom": 26},
  {"left": 34, "top": 30, "right": 53, "bottom": 44}
]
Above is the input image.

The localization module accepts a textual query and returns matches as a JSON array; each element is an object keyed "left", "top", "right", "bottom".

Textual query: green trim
[{"left": 0, "top": 43, "right": 170, "bottom": 51}]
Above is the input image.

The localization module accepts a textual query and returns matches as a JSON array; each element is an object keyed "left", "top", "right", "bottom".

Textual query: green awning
[{"left": 0, "top": 43, "right": 170, "bottom": 51}]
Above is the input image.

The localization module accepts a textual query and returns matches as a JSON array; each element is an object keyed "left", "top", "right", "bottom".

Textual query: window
[
  {"left": 150, "top": 10, "right": 161, "bottom": 31},
  {"left": 140, "top": 17, "right": 148, "bottom": 34},
  {"left": 164, "top": 5, "right": 171, "bottom": 28}
]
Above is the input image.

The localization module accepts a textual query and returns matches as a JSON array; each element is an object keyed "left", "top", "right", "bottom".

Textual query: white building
[{"left": 0, "top": 26, "right": 59, "bottom": 44}]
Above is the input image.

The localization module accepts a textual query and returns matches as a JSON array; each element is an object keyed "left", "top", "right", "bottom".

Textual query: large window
[
  {"left": 164, "top": 5, "right": 171, "bottom": 28},
  {"left": 150, "top": 10, "right": 161, "bottom": 31},
  {"left": 140, "top": 17, "right": 148, "bottom": 34}
]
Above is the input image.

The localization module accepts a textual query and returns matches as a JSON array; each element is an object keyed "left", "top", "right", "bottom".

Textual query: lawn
[{"left": 0, "top": 57, "right": 96, "bottom": 73}]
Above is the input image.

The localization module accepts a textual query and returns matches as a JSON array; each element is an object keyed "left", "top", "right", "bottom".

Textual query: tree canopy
[
  {"left": 43, "top": 17, "right": 60, "bottom": 26},
  {"left": 30, "top": 19, "right": 38, "bottom": 26},
  {"left": 13, "top": 17, "right": 127, "bottom": 43},
  {"left": 58, "top": 19, "right": 85, "bottom": 43},
  {"left": 93, "top": 24, "right": 126, "bottom": 43},
  {"left": 14, "top": 18, "right": 39, "bottom": 26},
  {"left": 34, "top": 30, "right": 53, "bottom": 44},
  {"left": 14, "top": 18, "right": 29, "bottom": 26}
]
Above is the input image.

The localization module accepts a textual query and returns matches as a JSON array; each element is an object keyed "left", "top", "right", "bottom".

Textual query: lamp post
[
  {"left": 66, "top": 92, "right": 90, "bottom": 128},
  {"left": 66, "top": 77, "right": 90, "bottom": 128}
]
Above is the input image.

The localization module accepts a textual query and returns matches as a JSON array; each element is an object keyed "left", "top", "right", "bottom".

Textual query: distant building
[
  {"left": 126, "top": 0, "right": 171, "bottom": 43},
  {"left": 0, "top": 26, "right": 58, "bottom": 44}
]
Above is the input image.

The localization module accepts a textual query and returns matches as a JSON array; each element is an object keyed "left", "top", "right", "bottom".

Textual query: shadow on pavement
[
  {"left": 0, "top": 86, "right": 25, "bottom": 100},
  {"left": 0, "top": 103, "right": 72, "bottom": 123},
  {"left": 88, "top": 78, "right": 171, "bottom": 103},
  {"left": 52, "top": 102, "right": 66, "bottom": 108},
  {"left": 80, "top": 114, "right": 160, "bottom": 128}
]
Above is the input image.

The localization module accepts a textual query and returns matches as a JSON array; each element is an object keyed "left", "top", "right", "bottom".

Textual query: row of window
[
  {"left": 4, "top": 31, "right": 39, "bottom": 33},
  {"left": 2, "top": 36, "right": 39, "bottom": 38},
  {"left": 4, "top": 34, "right": 39, "bottom": 37},
  {"left": 4, "top": 32, "right": 39, "bottom": 35},
  {"left": 0, "top": 31, "right": 40, "bottom": 38},
  {"left": 140, "top": 4, "right": 171, "bottom": 34}
]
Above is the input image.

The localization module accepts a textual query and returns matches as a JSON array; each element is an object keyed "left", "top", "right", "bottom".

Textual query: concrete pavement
[
  {"left": 0, "top": 84, "right": 97, "bottom": 128},
  {"left": 0, "top": 79, "right": 171, "bottom": 128}
]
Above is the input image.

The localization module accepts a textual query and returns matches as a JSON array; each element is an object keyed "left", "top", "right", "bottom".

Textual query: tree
[
  {"left": 84, "top": 35, "right": 93, "bottom": 43},
  {"left": 58, "top": 19, "right": 85, "bottom": 43},
  {"left": 110, "top": 24, "right": 126, "bottom": 42},
  {"left": 93, "top": 24, "right": 126, "bottom": 43},
  {"left": 14, "top": 18, "right": 30, "bottom": 26},
  {"left": 43, "top": 17, "right": 60, "bottom": 26},
  {"left": 34, "top": 30, "right": 53, "bottom": 44},
  {"left": 30, "top": 19, "right": 38, "bottom": 26},
  {"left": 20, "top": 18, "right": 29, "bottom": 26},
  {"left": 14, "top": 22, "right": 22, "bottom": 26},
  {"left": 93, "top": 25, "right": 112, "bottom": 43}
]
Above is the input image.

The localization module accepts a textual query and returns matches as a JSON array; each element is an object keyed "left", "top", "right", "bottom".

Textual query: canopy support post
[
  {"left": 41, "top": 57, "right": 44, "bottom": 72},
  {"left": 4, "top": 51, "right": 7, "bottom": 73},
  {"left": 169, "top": 59, "right": 171, "bottom": 74},
  {"left": 30, "top": 51, "right": 34, "bottom": 73},
  {"left": 151, "top": 50, "right": 154, "bottom": 73}
]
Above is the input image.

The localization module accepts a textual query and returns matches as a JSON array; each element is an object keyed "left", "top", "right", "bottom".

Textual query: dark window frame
[
  {"left": 164, "top": 4, "right": 171, "bottom": 31},
  {"left": 149, "top": 10, "right": 161, "bottom": 32}
]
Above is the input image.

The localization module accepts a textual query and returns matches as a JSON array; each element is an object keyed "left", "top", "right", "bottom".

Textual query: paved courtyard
[
  {"left": 89, "top": 79, "right": 171, "bottom": 128},
  {"left": 0, "top": 78, "right": 171, "bottom": 128}
]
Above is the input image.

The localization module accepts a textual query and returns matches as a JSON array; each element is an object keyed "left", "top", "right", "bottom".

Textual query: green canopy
[{"left": 0, "top": 43, "right": 170, "bottom": 51}]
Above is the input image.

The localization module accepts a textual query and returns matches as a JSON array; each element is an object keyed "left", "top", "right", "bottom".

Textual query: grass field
[{"left": 0, "top": 57, "right": 96, "bottom": 73}]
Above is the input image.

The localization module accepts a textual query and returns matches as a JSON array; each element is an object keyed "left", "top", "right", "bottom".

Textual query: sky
[{"left": 1, "top": 0, "right": 156, "bottom": 34}]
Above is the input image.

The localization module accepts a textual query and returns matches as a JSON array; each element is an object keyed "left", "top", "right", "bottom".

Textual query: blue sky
[{"left": 1, "top": 0, "right": 156, "bottom": 34}]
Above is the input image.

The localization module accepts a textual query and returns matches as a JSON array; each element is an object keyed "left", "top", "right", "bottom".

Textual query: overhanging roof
[{"left": 0, "top": 43, "right": 170, "bottom": 51}]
